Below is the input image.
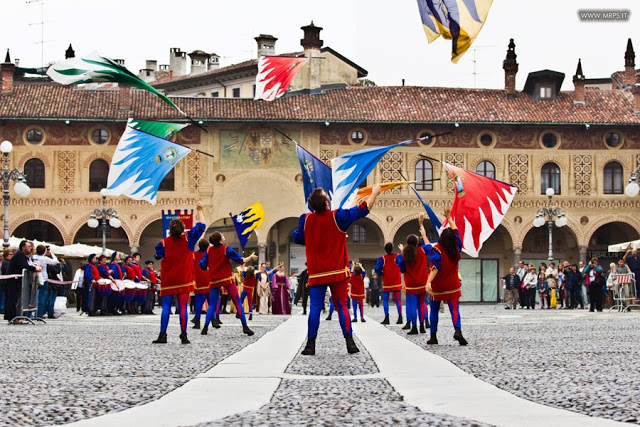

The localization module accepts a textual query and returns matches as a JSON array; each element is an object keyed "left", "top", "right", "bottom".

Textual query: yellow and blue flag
[
  {"left": 232, "top": 202, "right": 265, "bottom": 249},
  {"left": 417, "top": 0, "right": 493, "bottom": 63}
]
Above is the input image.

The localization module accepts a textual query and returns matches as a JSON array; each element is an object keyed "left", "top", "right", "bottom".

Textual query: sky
[{"left": 0, "top": 0, "right": 637, "bottom": 90}]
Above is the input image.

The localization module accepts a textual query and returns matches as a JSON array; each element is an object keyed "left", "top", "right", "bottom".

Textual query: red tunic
[
  {"left": 89, "top": 264, "right": 100, "bottom": 288},
  {"left": 349, "top": 274, "right": 365, "bottom": 300},
  {"left": 123, "top": 265, "right": 136, "bottom": 280},
  {"left": 132, "top": 263, "right": 143, "bottom": 281},
  {"left": 206, "top": 245, "right": 236, "bottom": 288},
  {"left": 159, "top": 233, "right": 195, "bottom": 297},
  {"left": 403, "top": 247, "right": 428, "bottom": 295},
  {"left": 242, "top": 275, "right": 257, "bottom": 296},
  {"left": 381, "top": 254, "right": 402, "bottom": 292},
  {"left": 430, "top": 244, "right": 462, "bottom": 301},
  {"left": 304, "top": 210, "right": 350, "bottom": 286},
  {"left": 192, "top": 251, "right": 210, "bottom": 294}
]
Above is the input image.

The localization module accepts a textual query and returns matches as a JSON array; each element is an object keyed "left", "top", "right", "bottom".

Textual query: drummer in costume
[
  {"left": 374, "top": 243, "right": 404, "bottom": 325},
  {"left": 199, "top": 231, "right": 257, "bottom": 336},
  {"left": 426, "top": 208, "right": 468, "bottom": 346},
  {"left": 349, "top": 264, "right": 366, "bottom": 322},
  {"left": 190, "top": 239, "right": 210, "bottom": 329},
  {"left": 122, "top": 256, "right": 139, "bottom": 314},
  {"left": 131, "top": 252, "right": 147, "bottom": 312},
  {"left": 84, "top": 254, "right": 100, "bottom": 316},
  {"left": 96, "top": 255, "right": 114, "bottom": 315},
  {"left": 152, "top": 201, "right": 206, "bottom": 344},
  {"left": 240, "top": 266, "right": 257, "bottom": 321},
  {"left": 292, "top": 185, "right": 381, "bottom": 356},
  {"left": 142, "top": 260, "right": 159, "bottom": 315},
  {"left": 107, "top": 252, "right": 125, "bottom": 314}
]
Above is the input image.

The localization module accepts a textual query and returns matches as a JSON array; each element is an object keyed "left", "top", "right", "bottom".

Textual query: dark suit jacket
[
  {"left": 502, "top": 274, "right": 522, "bottom": 290},
  {"left": 7, "top": 250, "right": 37, "bottom": 286}
]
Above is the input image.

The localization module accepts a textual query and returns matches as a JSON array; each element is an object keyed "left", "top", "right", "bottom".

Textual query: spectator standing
[
  {"left": 295, "top": 264, "right": 309, "bottom": 315},
  {"left": 585, "top": 257, "right": 604, "bottom": 312},
  {"left": 502, "top": 268, "right": 521, "bottom": 310},
  {"left": 32, "top": 245, "right": 60, "bottom": 319},
  {"left": 5, "top": 241, "right": 42, "bottom": 322},
  {"left": 623, "top": 249, "right": 640, "bottom": 298},
  {"left": 516, "top": 260, "right": 527, "bottom": 308},
  {"left": 578, "top": 261, "right": 588, "bottom": 308},
  {"left": 537, "top": 264, "right": 548, "bottom": 309},
  {"left": 546, "top": 262, "right": 559, "bottom": 308},
  {"left": 522, "top": 266, "right": 538, "bottom": 309},
  {"left": 566, "top": 264, "right": 584, "bottom": 309},
  {"left": 289, "top": 272, "right": 298, "bottom": 303},
  {"left": 0, "top": 249, "right": 11, "bottom": 315},
  {"left": 369, "top": 273, "right": 381, "bottom": 308}
]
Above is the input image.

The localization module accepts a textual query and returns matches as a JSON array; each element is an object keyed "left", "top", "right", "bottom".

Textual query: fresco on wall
[{"left": 220, "top": 128, "right": 299, "bottom": 169}]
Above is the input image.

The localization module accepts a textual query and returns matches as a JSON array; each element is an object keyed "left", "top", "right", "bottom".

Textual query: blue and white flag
[
  {"left": 330, "top": 140, "right": 414, "bottom": 209},
  {"left": 296, "top": 144, "right": 333, "bottom": 203},
  {"left": 102, "top": 118, "right": 190, "bottom": 204}
]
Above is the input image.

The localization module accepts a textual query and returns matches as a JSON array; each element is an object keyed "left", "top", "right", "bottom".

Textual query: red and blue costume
[
  {"left": 240, "top": 273, "right": 256, "bottom": 317},
  {"left": 428, "top": 230, "right": 463, "bottom": 334},
  {"left": 141, "top": 263, "right": 158, "bottom": 314},
  {"left": 154, "top": 222, "right": 205, "bottom": 334},
  {"left": 191, "top": 250, "right": 210, "bottom": 326},
  {"left": 349, "top": 271, "right": 366, "bottom": 321},
  {"left": 292, "top": 201, "right": 370, "bottom": 340},
  {"left": 199, "top": 244, "right": 249, "bottom": 331},
  {"left": 84, "top": 255, "right": 100, "bottom": 315},
  {"left": 374, "top": 253, "right": 403, "bottom": 322},
  {"left": 396, "top": 241, "right": 432, "bottom": 331}
]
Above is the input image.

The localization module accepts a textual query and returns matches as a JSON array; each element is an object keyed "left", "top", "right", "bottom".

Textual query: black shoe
[
  {"left": 381, "top": 315, "right": 390, "bottom": 325},
  {"left": 419, "top": 322, "right": 426, "bottom": 334},
  {"left": 217, "top": 316, "right": 223, "bottom": 325},
  {"left": 396, "top": 315, "right": 403, "bottom": 324},
  {"left": 345, "top": 335, "right": 360, "bottom": 354},
  {"left": 301, "top": 337, "right": 316, "bottom": 356},
  {"left": 192, "top": 319, "right": 201, "bottom": 330},
  {"left": 427, "top": 333, "right": 438, "bottom": 345},
  {"left": 325, "top": 314, "right": 332, "bottom": 321},
  {"left": 221, "top": 310, "right": 229, "bottom": 315},
  {"left": 453, "top": 328, "right": 468, "bottom": 346},
  {"left": 190, "top": 318, "right": 196, "bottom": 324},
  {"left": 402, "top": 321, "right": 411, "bottom": 330},
  {"left": 425, "top": 318, "right": 430, "bottom": 328},
  {"left": 211, "top": 318, "right": 221, "bottom": 329},
  {"left": 152, "top": 332, "right": 167, "bottom": 344},
  {"left": 180, "top": 332, "right": 190, "bottom": 344},
  {"left": 201, "top": 325, "right": 208, "bottom": 335},
  {"left": 249, "top": 313, "right": 253, "bottom": 321},
  {"left": 243, "top": 324, "right": 255, "bottom": 336},
  {"left": 505, "top": 306, "right": 511, "bottom": 310},
  {"left": 352, "top": 317, "right": 358, "bottom": 322},
  {"left": 361, "top": 318, "right": 366, "bottom": 323},
  {"left": 408, "top": 324, "right": 419, "bottom": 335},
  {"left": 236, "top": 314, "right": 241, "bottom": 319}
]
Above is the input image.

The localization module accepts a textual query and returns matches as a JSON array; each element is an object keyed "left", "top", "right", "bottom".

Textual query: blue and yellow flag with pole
[
  {"left": 417, "top": 0, "right": 493, "bottom": 63},
  {"left": 232, "top": 202, "right": 265, "bottom": 250}
]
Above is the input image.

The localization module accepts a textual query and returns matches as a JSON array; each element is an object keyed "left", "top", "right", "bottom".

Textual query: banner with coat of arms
[{"left": 220, "top": 128, "right": 298, "bottom": 169}]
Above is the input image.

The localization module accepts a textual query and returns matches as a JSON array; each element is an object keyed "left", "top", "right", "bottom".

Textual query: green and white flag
[{"left": 46, "top": 52, "right": 185, "bottom": 115}]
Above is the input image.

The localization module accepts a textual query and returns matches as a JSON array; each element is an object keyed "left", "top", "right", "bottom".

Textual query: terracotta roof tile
[{"left": 1, "top": 83, "right": 640, "bottom": 124}]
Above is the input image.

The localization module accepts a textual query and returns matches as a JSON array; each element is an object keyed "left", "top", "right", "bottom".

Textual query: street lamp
[
  {"left": 87, "top": 188, "right": 121, "bottom": 254},
  {"left": 533, "top": 187, "right": 567, "bottom": 263},
  {"left": 625, "top": 167, "right": 640, "bottom": 197},
  {"left": 1, "top": 140, "right": 31, "bottom": 248}
]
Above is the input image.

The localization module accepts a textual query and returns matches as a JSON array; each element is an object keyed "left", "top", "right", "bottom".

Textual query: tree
[{"left": 358, "top": 78, "right": 376, "bottom": 87}]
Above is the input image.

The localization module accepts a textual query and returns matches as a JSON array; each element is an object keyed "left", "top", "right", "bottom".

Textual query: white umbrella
[
  {"left": 56, "top": 243, "right": 119, "bottom": 259},
  {"left": 6, "top": 236, "right": 63, "bottom": 251},
  {"left": 608, "top": 239, "right": 640, "bottom": 252}
]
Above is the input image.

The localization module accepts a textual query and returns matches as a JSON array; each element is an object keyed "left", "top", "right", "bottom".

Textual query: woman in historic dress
[
  {"left": 256, "top": 263, "right": 270, "bottom": 314},
  {"left": 271, "top": 265, "right": 291, "bottom": 315}
]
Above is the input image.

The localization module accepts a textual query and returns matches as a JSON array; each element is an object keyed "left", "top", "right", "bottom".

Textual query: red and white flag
[
  {"left": 443, "top": 162, "right": 517, "bottom": 257},
  {"left": 254, "top": 56, "right": 309, "bottom": 101}
]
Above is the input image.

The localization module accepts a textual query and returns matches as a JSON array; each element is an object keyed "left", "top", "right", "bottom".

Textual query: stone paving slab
[
  {"left": 368, "top": 304, "right": 640, "bottom": 424},
  {"left": 0, "top": 311, "right": 286, "bottom": 427}
]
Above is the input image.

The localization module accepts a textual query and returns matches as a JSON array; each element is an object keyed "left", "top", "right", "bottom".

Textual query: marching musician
[
  {"left": 84, "top": 254, "right": 100, "bottom": 316},
  {"left": 142, "top": 260, "right": 159, "bottom": 315}
]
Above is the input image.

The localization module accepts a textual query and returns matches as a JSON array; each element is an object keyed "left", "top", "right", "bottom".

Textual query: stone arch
[
  {"left": 9, "top": 213, "right": 70, "bottom": 244},
  {"left": 517, "top": 217, "right": 581, "bottom": 251},
  {"left": 468, "top": 154, "right": 503, "bottom": 174},
  {"left": 131, "top": 212, "right": 163, "bottom": 247},
  {"left": 83, "top": 152, "right": 112, "bottom": 168},
  {"left": 533, "top": 156, "right": 568, "bottom": 176},
  {"left": 408, "top": 154, "right": 442, "bottom": 178},
  {"left": 583, "top": 215, "right": 640, "bottom": 248},
  {"left": 69, "top": 215, "right": 133, "bottom": 247},
  {"left": 389, "top": 212, "right": 424, "bottom": 244},
  {"left": 364, "top": 212, "right": 390, "bottom": 243},
  {"left": 17, "top": 152, "right": 52, "bottom": 168},
  {"left": 595, "top": 154, "right": 631, "bottom": 174},
  {"left": 497, "top": 217, "right": 518, "bottom": 250}
]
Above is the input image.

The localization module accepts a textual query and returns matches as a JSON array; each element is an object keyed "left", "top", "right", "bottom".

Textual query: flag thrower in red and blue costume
[
  {"left": 254, "top": 56, "right": 309, "bottom": 101},
  {"left": 442, "top": 162, "right": 517, "bottom": 257}
]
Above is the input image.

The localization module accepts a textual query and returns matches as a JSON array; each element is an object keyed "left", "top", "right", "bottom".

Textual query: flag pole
[
  {"left": 131, "top": 124, "right": 215, "bottom": 158},
  {"left": 274, "top": 127, "right": 299, "bottom": 145}
]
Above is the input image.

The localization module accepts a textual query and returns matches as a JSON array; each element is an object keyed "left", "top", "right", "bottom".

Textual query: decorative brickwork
[
  {"left": 573, "top": 155, "right": 592, "bottom": 196},
  {"left": 379, "top": 152, "right": 403, "bottom": 194},
  {"left": 508, "top": 154, "right": 528, "bottom": 195},
  {"left": 58, "top": 151, "right": 76, "bottom": 194}
]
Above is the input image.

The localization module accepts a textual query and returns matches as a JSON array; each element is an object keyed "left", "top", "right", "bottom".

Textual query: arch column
[
  {"left": 579, "top": 245, "right": 588, "bottom": 263},
  {"left": 513, "top": 246, "right": 522, "bottom": 267},
  {"left": 130, "top": 245, "right": 139, "bottom": 254},
  {"left": 258, "top": 243, "right": 267, "bottom": 265}
]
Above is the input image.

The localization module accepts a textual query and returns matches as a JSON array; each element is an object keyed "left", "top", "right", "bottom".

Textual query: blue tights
[
  {"left": 308, "top": 283, "right": 351, "bottom": 339},
  {"left": 429, "top": 299, "right": 461, "bottom": 334},
  {"left": 382, "top": 290, "right": 402, "bottom": 317}
]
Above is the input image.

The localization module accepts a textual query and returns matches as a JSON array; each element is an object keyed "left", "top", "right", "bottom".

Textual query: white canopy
[
  {"left": 6, "top": 236, "right": 121, "bottom": 259},
  {"left": 608, "top": 239, "right": 640, "bottom": 253}
]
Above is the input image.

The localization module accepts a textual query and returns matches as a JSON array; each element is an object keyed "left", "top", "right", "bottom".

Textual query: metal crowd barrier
[
  {"left": 609, "top": 272, "right": 640, "bottom": 313},
  {"left": 8, "top": 269, "right": 46, "bottom": 325}
]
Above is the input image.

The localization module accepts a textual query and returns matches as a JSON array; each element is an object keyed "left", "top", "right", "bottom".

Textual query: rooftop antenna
[
  {"left": 26, "top": 0, "right": 46, "bottom": 69},
  {"left": 470, "top": 45, "right": 495, "bottom": 88}
]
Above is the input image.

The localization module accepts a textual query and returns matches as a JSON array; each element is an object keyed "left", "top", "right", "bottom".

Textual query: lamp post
[
  {"left": 625, "top": 167, "right": 640, "bottom": 197},
  {"left": 87, "top": 188, "right": 121, "bottom": 255},
  {"left": 1, "top": 140, "right": 31, "bottom": 248},
  {"left": 533, "top": 187, "right": 568, "bottom": 263}
]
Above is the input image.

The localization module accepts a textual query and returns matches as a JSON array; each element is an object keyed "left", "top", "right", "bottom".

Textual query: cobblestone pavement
[
  {"left": 202, "top": 378, "right": 490, "bottom": 426},
  {"left": 285, "top": 314, "right": 378, "bottom": 376},
  {"left": 0, "top": 311, "right": 287, "bottom": 427},
  {"left": 369, "top": 304, "right": 640, "bottom": 424}
]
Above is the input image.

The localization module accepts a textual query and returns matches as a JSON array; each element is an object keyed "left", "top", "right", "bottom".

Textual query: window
[
  {"left": 89, "top": 159, "right": 109, "bottom": 192},
  {"left": 541, "top": 162, "right": 561, "bottom": 195},
  {"left": 158, "top": 168, "right": 175, "bottom": 191},
  {"left": 232, "top": 87, "right": 241, "bottom": 98},
  {"left": 350, "top": 130, "right": 365, "bottom": 144},
  {"left": 415, "top": 159, "right": 433, "bottom": 191},
  {"left": 416, "top": 130, "right": 436, "bottom": 147},
  {"left": 476, "top": 161, "right": 496, "bottom": 179},
  {"left": 211, "top": 91, "right": 219, "bottom": 98},
  {"left": 91, "top": 128, "right": 109, "bottom": 144},
  {"left": 541, "top": 132, "right": 558, "bottom": 148},
  {"left": 539, "top": 86, "right": 552, "bottom": 98},
  {"left": 26, "top": 128, "right": 43, "bottom": 144},
  {"left": 604, "top": 131, "right": 622, "bottom": 148},
  {"left": 24, "top": 158, "right": 45, "bottom": 188},
  {"left": 352, "top": 224, "right": 367, "bottom": 243},
  {"left": 603, "top": 161, "right": 623, "bottom": 194}
]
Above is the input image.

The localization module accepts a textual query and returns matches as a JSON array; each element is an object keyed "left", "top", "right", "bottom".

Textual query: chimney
[
  {"left": 65, "top": 44, "right": 75, "bottom": 59},
  {"left": 502, "top": 38, "right": 518, "bottom": 99},
  {"left": 146, "top": 60, "right": 157, "bottom": 71},
  {"left": 625, "top": 38, "right": 635, "bottom": 89},
  {"left": 118, "top": 84, "right": 132, "bottom": 111},
  {"left": 1, "top": 49, "right": 15, "bottom": 96},
  {"left": 301, "top": 22, "right": 323, "bottom": 92},
  {"left": 188, "top": 50, "right": 209, "bottom": 75},
  {"left": 208, "top": 53, "right": 220, "bottom": 71},
  {"left": 255, "top": 34, "right": 278, "bottom": 58},
  {"left": 169, "top": 48, "right": 187, "bottom": 77},
  {"left": 114, "top": 58, "right": 125, "bottom": 66},
  {"left": 572, "top": 58, "right": 585, "bottom": 105}
]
